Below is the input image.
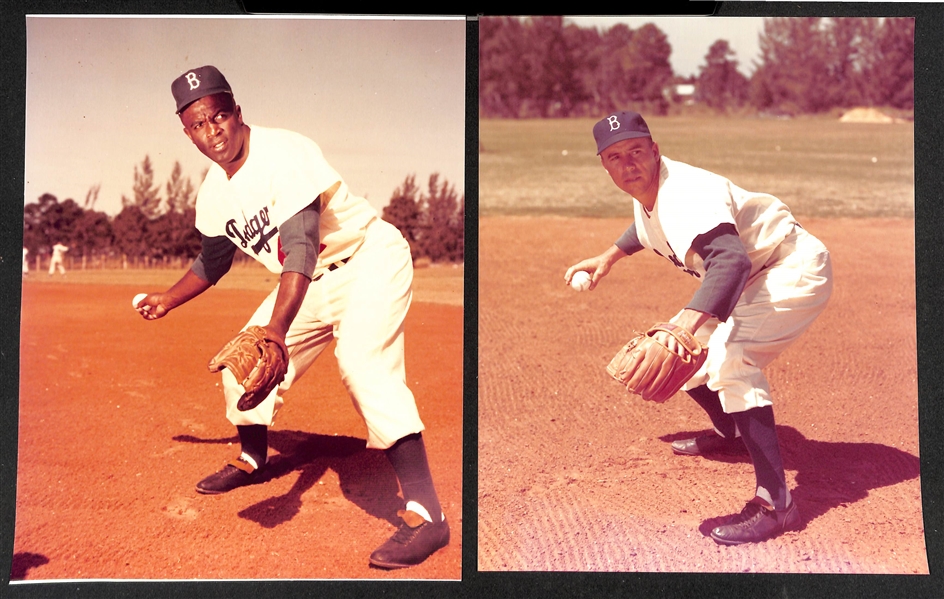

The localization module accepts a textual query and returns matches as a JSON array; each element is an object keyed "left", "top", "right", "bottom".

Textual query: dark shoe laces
[
  {"left": 729, "top": 501, "right": 769, "bottom": 526},
  {"left": 389, "top": 521, "right": 425, "bottom": 546}
]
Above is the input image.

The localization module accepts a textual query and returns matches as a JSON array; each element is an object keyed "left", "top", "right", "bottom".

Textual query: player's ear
[
  {"left": 182, "top": 126, "right": 195, "bottom": 144},
  {"left": 235, "top": 105, "right": 243, "bottom": 125}
]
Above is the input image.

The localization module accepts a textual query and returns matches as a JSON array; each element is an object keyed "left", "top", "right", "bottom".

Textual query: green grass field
[{"left": 479, "top": 116, "right": 914, "bottom": 219}]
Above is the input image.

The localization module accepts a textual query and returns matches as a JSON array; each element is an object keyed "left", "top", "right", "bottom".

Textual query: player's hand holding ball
[
  {"left": 569, "top": 270, "right": 592, "bottom": 292},
  {"left": 565, "top": 246, "right": 625, "bottom": 292},
  {"left": 132, "top": 293, "right": 168, "bottom": 320},
  {"left": 132, "top": 293, "right": 149, "bottom": 310}
]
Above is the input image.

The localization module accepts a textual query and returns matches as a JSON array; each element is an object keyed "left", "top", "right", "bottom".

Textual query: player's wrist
[
  {"left": 606, "top": 244, "right": 627, "bottom": 262},
  {"left": 670, "top": 309, "right": 710, "bottom": 335},
  {"left": 262, "top": 322, "right": 288, "bottom": 343}
]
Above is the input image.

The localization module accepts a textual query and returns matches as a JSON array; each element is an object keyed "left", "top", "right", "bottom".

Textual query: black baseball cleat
[
  {"left": 195, "top": 457, "right": 265, "bottom": 494},
  {"left": 369, "top": 509, "right": 450, "bottom": 569},
  {"left": 709, "top": 497, "right": 802, "bottom": 545},
  {"left": 671, "top": 433, "right": 747, "bottom": 456}
]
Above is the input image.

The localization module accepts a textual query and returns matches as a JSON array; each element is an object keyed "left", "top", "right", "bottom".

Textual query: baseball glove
[
  {"left": 606, "top": 323, "right": 707, "bottom": 403},
  {"left": 208, "top": 325, "right": 289, "bottom": 411}
]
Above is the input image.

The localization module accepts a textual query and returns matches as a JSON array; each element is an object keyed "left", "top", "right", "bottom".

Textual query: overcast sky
[
  {"left": 566, "top": 16, "right": 767, "bottom": 78},
  {"left": 24, "top": 16, "right": 467, "bottom": 216}
]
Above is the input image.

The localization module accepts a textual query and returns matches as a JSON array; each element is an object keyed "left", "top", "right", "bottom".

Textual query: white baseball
[
  {"left": 570, "top": 270, "right": 591, "bottom": 292},
  {"left": 132, "top": 293, "right": 149, "bottom": 310}
]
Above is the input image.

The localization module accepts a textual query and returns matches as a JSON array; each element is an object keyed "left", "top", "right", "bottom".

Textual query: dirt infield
[
  {"left": 13, "top": 281, "right": 462, "bottom": 580},
  {"left": 478, "top": 216, "right": 926, "bottom": 574}
]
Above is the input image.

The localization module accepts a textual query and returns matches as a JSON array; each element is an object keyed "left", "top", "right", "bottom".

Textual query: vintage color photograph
[
  {"left": 15, "top": 15, "right": 465, "bottom": 581},
  {"left": 477, "top": 15, "right": 926, "bottom": 574}
]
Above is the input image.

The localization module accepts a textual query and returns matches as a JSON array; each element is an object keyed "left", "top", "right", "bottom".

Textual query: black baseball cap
[
  {"left": 171, "top": 65, "right": 233, "bottom": 114},
  {"left": 593, "top": 111, "right": 652, "bottom": 154}
]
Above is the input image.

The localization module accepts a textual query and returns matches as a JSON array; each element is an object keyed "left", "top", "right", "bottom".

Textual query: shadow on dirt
[
  {"left": 777, "top": 426, "right": 922, "bottom": 524},
  {"left": 10, "top": 552, "right": 49, "bottom": 580},
  {"left": 660, "top": 425, "right": 922, "bottom": 537},
  {"left": 660, "top": 429, "right": 752, "bottom": 464},
  {"left": 172, "top": 430, "right": 402, "bottom": 529}
]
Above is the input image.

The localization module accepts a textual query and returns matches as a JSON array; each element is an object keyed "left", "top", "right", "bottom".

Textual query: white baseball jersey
[
  {"left": 194, "top": 125, "right": 377, "bottom": 277},
  {"left": 633, "top": 156, "right": 798, "bottom": 282}
]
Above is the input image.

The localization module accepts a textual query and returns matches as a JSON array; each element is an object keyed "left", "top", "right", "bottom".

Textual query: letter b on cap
[
  {"left": 607, "top": 115, "right": 621, "bottom": 131},
  {"left": 186, "top": 72, "right": 201, "bottom": 91}
]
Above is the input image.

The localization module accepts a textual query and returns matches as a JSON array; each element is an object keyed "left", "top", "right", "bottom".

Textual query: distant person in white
[{"left": 48, "top": 243, "right": 69, "bottom": 276}]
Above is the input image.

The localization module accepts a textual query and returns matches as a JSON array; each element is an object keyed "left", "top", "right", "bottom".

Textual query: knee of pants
[
  {"left": 335, "top": 343, "right": 417, "bottom": 411},
  {"left": 708, "top": 349, "right": 773, "bottom": 414},
  {"left": 335, "top": 328, "right": 407, "bottom": 377},
  {"left": 336, "top": 356, "right": 409, "bottom": 403},
  {"left": 220, "top": 368, "right": 284, "bottom": 426}
]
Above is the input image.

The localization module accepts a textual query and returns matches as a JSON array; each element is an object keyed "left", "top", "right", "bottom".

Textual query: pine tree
[
  {"left": 165, "top": 161, "right": 195, "bottom": 214},
  {"left": 133, "top": 155, "right": 164, "bottom": 219},
  {"left": 382, "top": 174, "right": 422, "bottom": 254},
  {"left": 697, "top": 40, "right": 749, "bottom": 110}
]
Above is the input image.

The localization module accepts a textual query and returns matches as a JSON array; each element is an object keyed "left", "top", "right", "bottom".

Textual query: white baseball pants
[
  {"left": 682, "top": 225, "right": 833, "bottom": 414},
  {"left": 220, "top": 218, "right": 425, "bottom": 449}
]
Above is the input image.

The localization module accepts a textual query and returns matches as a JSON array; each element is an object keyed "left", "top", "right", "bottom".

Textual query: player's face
[
  {"left": 600, "top": 138, "right": 661, "bottom": 205},
  {"left": 180, "top": 93, "right": 248, "bottom": 177}
]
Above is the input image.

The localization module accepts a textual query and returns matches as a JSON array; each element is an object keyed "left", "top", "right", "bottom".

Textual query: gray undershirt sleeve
[
  {"left": 278, "top": 201, "right": 321, "bottom": 279},
  {"left": 614, "top": 222, "right": 645, "bottom": 256},
  {"left": 686, "top": 223, "right": 752, "bottom": 322},
  {"left": 191, "top": 234, "right": 237, "bottom": 285}
]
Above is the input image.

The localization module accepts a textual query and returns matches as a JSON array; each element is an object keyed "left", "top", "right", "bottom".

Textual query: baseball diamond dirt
[
  {"left": 13, "top": 265, "right": 462, "bottom": 580},
  {"left": 478, "top": 215, "right": 925, "bottom": 574}
]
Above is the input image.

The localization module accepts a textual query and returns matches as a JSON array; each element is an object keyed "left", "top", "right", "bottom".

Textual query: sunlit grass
[
  {"left": 23, "top": 262, "right": 464, "bottom": 306},
  {"left": 479, "top": 116, "right": 914, "bottom": 218}
]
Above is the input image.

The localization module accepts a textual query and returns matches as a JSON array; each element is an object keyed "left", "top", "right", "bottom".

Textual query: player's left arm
[
  {"left": 684, "top": 223, "right": 751, "bottom": 322},
  {"left": 659, "top": 223, "right": 751, "bottom": 353},
  {"left": 263, "top": 198, "right": 323, "bottom": 343},
  {"left": 266, "top": 271, "right": 311, "bottom": 344}
]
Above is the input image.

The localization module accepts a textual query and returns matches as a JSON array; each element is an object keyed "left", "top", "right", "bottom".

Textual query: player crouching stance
[
  {"left": 565, "top": 111, "right": 832, "bottom": 545},
  {"left": 134, "top": 66, "right": 448, "bottom": 568}
]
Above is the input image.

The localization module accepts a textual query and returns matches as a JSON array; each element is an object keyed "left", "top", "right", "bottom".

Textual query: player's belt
[{"left": 313, "top": 257, "right": 351, "bottom": 281}]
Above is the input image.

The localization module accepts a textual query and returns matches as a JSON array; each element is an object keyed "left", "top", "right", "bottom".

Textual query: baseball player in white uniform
[
  {"left": 133, "top": 65, "right": 449, "bottom": 569},
  {"left": 48, "top": 242, "right": 68, "bottom": 276},
  {"left": 565, "top": 111, "right": 832, "bottom": 545}
]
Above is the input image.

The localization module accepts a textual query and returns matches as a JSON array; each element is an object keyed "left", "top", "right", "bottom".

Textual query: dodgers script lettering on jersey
[
  {"left": 194, "top": 126, "right": 377, "bottom": 275},
  {"left": 225, "top": 207, "right": 277, "bottom": 255},
  {"left": 634, "top": 156, "right": 797, "bottom": 280}
]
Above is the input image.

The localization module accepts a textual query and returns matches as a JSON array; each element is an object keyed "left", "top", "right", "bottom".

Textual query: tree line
[
  {"left": 479, "top": 16, "right": 914, "bottom": 118},
  {"left": 23, "top": 157, "right": 464, "bottom": 270},
  {"left": 381, "top": 173, "right": 465, "bottom": 264}
]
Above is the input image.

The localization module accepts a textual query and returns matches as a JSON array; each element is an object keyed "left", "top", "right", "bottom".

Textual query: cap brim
[
  {"left": 175, "top": 89, "right": 234, "bottom": 114},
  {"left": 596, "top": 130, "right": 651, "bottom": 155}
]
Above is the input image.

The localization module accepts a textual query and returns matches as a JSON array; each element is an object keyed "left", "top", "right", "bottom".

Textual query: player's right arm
[
  {"left": 564, "top": 222, "right": 642, "bottom": 290},
  {"left": 137, "top": 269, "right": 213, "bottom": 320},
  {"left": 136, "top": 235, "right": 235, "bottom": 320}
]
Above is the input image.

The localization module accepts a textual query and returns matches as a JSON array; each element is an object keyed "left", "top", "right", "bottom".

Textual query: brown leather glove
[
  {"left": 606, "top": 323, "right": 707, "bottom": 403},
  {"left": 208, "top": 325, "right": 289, "bottom": 411}
]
